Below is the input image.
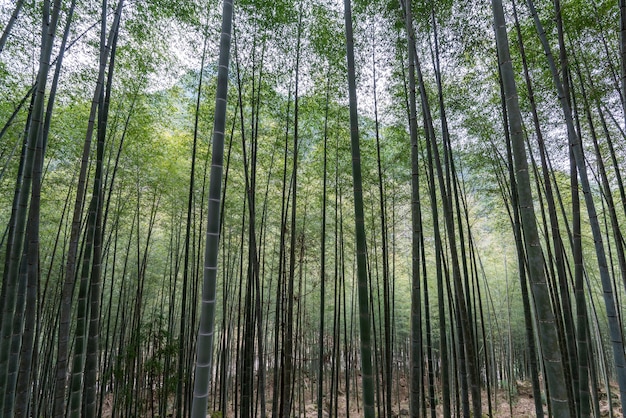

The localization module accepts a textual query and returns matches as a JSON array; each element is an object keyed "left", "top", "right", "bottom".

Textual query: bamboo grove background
[{"left": 1, "top": 0, "right": 626, "bottom": 416}]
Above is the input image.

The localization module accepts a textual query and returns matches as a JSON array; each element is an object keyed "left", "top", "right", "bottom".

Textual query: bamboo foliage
[{"left": 1, "top": 0, "right": 626, "bottom": 416}]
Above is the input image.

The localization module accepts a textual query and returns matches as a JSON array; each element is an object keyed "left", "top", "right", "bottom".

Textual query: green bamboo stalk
[
  {"left": 342, "top": 0, "right": 375, "bottom": 415},
  {"left": 402, "top": 0, "right": 423, "bottom": 415},
  {"left": 0, "top": 0, "right": 24, "bottom": 55},
  {"left": 190, "top": 0, "right": 233, "bottom": 414},
  {"left": 619, "top": 0, "right": 626, "bottom": 119}
]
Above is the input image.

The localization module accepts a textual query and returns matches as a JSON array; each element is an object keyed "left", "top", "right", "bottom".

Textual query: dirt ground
[
  {"left": 300, "top": 380, "right": 624, "bottom": 417},
  {"left": 102, "top": 379, "right": 624, "bottom": 417}
]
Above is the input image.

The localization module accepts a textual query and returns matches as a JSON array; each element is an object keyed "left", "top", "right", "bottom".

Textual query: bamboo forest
[{"left": 3, "top": 0, "right": 626, "bottom": 416}]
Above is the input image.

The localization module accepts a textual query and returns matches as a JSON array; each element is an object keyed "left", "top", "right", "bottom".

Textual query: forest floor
[
  {"left": 102, "top": 379, "right": 624, "bottom": 417},
  {"left": 299, "top": 379, "right": 624, "bottom": 417}
]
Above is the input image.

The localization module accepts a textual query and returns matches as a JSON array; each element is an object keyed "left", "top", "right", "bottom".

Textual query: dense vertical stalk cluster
[
  {"left": 1, "top": 0, "right": 626, "bottom": 416},
  {"left": 1, "top": 1, "right": 62, "bottom": 415},
  {"left": 492, "top": 0, "right": 569, "bottom": 415}
]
